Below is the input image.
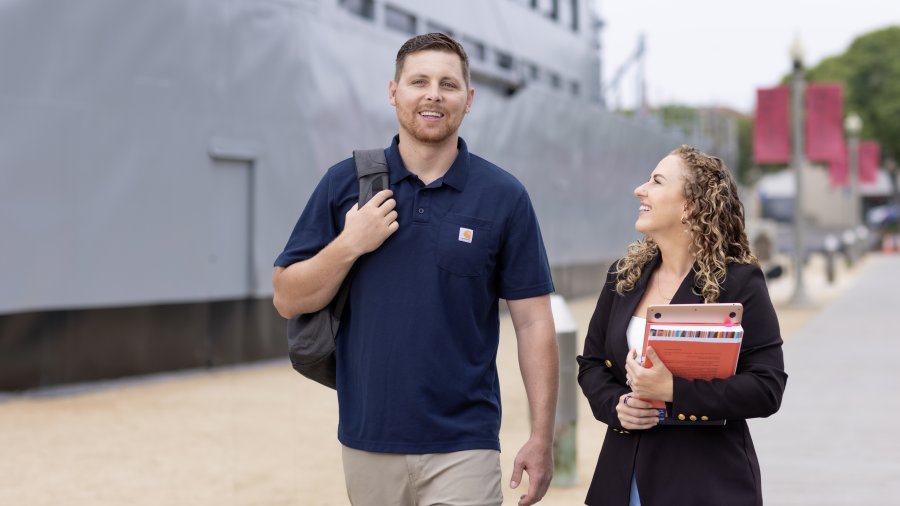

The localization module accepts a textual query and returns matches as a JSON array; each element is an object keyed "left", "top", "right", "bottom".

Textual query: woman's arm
[{"left": 577, "top": 265, "right": 632, "bottom": 427}]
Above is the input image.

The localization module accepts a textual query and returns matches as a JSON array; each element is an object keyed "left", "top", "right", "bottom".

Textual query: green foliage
[
  {"left": 805, "top": 26, "right": 900, "bottom": 162},
  {"left": 805, "top": 55, "right": 853, "bottom": 84},
  {"left": 658, "top": 105, "right": 698, "bottom": 136},
  {"left": 736, "top": 115, "right": 762, "bottom": 184}
]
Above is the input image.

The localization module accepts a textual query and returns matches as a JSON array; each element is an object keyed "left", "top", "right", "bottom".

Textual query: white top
[
  {"left": 549, "top": 294, "right": 577, "bottom": 333},
  {"left": 626, "top": 316, "right": 646, "bottom": 364}
]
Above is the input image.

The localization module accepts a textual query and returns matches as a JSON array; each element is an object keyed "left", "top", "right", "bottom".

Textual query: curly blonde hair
[{"left": 615, "top": 145, "right": 757, "bottom": 302}]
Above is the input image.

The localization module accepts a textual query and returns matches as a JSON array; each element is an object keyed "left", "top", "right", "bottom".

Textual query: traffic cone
[{"left": 883, "top": 234, "right": 897, "bottom": 253}]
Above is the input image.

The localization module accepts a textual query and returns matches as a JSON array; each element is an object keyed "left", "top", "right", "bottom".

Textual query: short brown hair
[{"left": 395, "top": 33, "right": 470, "bottom": 85}]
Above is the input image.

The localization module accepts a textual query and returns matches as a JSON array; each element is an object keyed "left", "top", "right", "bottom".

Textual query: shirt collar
[{"left": 385, "top": 135, "right": 470, "bottom": 191}]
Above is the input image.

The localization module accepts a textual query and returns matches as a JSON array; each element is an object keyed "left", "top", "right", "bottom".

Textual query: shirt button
[
  {"left": 677, "top": 414, "right": 686, "bottom": 421},
  {"left": 604, "top": 360, "right": 612, "bottom": 368},
  {"left": 689, "top": 415, "right": 698, "bottom": 421},
  {"left": 417, "top": 208, "right": 424, "bottom": 214},
  {"left": 701, "top": 416, "right": 709, "bottom": 421}
]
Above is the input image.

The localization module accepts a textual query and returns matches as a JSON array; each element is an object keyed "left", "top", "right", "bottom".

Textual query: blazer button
[
  {"left": 701, "top": 416, "right": 709, "bottom": 421},
  {"left": 689, "top": 415, "right": 697, "bottom": 421},
  {"left": 605, "top": 359, "right": 612, "bottom": 368},
  {"left": 677, "top": 414, "right": 686, "bottom": 421}
]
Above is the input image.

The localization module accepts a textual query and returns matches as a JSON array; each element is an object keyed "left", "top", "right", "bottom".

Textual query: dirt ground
[{"left": 0, "top": 255, "right": 859, "bottom": 506}]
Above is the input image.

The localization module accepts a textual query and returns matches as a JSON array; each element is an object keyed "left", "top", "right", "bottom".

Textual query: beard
[{"left": 397, "top": 107, "right": 464, "bottom": 144}]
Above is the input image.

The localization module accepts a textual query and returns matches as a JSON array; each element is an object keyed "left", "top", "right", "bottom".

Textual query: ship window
[
  {"left": 570, "top": 0, "right": 579, "bottom": 31},
  {"left": 425, "top": 21, "right": 453, "bottom": 37},
  {"left": 339, "top": 0, "right": 374, "bottom": 20},
  {"left": 461, "top": 37, "right": 486, "bottom": 61},
  {"left": 524, "top": 62, "right": 539, "bottom": 81},
  {"left": 570, "top": 80, "right": 580, "bottom": 96},
  {"left": 530, "top": 0, "right": 539, "bottom": 9},
  {"left": 548, "top": 0, "right": 559, "bottom": 20},
  {"left": 385, "top": 4, "right": 417, "bottom": 36},
  {"left": 548, "top": 72, "right": 561, "bottom": 89},
  {"left": 495, "top": 51, "right": 514, "bottom": 71}
]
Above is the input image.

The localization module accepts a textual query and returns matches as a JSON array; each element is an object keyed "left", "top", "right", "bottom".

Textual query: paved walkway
[
  {"left": 0, "top": 254, "right": 893, "bottom": 505},
  {"left": 750, "top": 254, "right": 900, "bottom": 506}
]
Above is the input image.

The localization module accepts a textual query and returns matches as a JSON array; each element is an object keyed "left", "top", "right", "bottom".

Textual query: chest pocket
[{"left": 435, "top": 214, "right": 493, "bottom": 276}]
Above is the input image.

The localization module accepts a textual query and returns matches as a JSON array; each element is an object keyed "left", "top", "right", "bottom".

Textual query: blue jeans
[{"left": 629, "top": 474, "right": 641, "bottom": 506}]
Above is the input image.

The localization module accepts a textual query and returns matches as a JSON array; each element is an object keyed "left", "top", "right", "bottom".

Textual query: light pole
[
  {"left": 886, "top": 157, "right": 899, "bottom": 253},
  {"left": 888, "top": 158, "right": 900, "bottom": 212},
  {"left": 845, "top": 112, "right": 863, "bottom": 228},
  {"left": 788, "top": 37, "right": 812, "bottom": 306}
]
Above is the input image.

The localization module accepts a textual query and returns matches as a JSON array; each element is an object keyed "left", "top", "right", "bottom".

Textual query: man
[{"left": 272, "top": 33, "right": 558, "bottom": 506}]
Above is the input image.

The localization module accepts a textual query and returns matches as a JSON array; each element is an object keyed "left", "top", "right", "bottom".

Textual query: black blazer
[{"left": 577, "top": 254, "right": 787, "bottom": 506}]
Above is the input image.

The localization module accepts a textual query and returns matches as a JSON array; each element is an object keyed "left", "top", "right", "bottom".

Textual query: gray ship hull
[{"left": 0, "top": 0, "right": 726, "bottom": 389}]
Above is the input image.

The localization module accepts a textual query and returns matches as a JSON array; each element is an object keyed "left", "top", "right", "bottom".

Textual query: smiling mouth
[
  {"left": 639, "top": 205, "right": 650, "bottom": 212},
  {"left": 419, "top": 111, "right": 444, "bottom": 119}
]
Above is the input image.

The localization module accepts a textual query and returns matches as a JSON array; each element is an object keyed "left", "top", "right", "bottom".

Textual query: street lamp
[
  {"left": 844, "top": 113, "right": 864, "bottom": 262},
  {"left": 788, "top": 37, "right": 812, "bottom": 306},
  {"left": 887, "top": 158, "right": 899, "bottom": 210},
  {"left": 844, "top": 112, "right": 863, "bottom": 228}
]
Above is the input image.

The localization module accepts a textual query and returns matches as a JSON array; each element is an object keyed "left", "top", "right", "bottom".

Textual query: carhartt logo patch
[{"left": 458, "top": 227, "right": 473, "bottom": 243}]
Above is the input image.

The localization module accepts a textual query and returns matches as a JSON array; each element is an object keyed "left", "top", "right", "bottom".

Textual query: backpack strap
[
  {"left": 332, "top": 149, "right": 390, "bottom": 317},
  {"left": 353, "top": 149, "right": 390, "bottom": 208}
]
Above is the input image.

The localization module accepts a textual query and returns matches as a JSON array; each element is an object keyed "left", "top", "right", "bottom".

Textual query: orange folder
[{"left": 637, "top": 304, "right": 743, "bottom": 424}]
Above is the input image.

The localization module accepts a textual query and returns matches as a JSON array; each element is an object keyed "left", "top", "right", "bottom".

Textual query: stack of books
[{"left": 639, "top": 303, "right": 744, "bottom": 425}]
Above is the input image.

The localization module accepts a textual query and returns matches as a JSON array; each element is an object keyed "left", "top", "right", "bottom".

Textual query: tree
[
  {"left": 735, "top": 114, "right": 759, "bottom": 185},
  {"left": 657, "top": 104, "right": 698, "bottom": 136},
  {"left": 805, "top": 26, "right": 900, "bottom": 162}
]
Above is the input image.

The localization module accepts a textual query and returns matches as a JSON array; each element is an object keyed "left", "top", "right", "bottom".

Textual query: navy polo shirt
[{"left": 275, "top": 135, "right": 554, "bottom": 454}]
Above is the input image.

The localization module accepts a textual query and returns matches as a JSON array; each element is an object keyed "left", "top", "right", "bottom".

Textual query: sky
[{"left": 597, "top": 0, "right": 900, "bottom": 113}]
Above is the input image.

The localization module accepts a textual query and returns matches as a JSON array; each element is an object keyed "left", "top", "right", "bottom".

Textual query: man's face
[{"left": 389, "top": 50, "right": 474, "bottom": 145}]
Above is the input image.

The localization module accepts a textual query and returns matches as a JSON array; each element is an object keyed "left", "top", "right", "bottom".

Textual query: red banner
[
  {"left": 805, "top": 84, "right": 844, "bottom": 162},
  {"left": 829, "top": 146, "right": 848, "bottom": 187},
  {"left": 859, "top": 140, "right": 881, "bottom": 184},
  {"left": 831, "top": 141, "right": 881, "bottom": 186},
  {"left": 753, "top": 87, "right": 791, "bottom": 164}
]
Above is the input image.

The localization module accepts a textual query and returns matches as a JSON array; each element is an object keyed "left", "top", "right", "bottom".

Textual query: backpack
[{"left": 286, "top": 149, "right": 389, "bottom": 389}]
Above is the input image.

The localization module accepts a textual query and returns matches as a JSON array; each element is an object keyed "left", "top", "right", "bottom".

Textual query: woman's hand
[
  {"left": 625, "top": 347, "right": 674, "bottom": 403},
  {"left": 615, "top": 392, "right": 659, "bottom": 430}
]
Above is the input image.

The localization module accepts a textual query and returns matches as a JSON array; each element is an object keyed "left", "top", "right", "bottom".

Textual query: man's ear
[{"left": 388, "top": 80, "right": 397, "bottom": 107}]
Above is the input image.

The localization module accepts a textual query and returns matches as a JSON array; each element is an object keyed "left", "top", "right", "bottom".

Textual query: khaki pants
[{"left": 341, "top": 446, "right": 503, "bottom": 506}]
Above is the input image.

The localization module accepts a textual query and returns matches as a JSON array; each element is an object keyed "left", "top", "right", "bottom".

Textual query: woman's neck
[{"left": 655, "top": 236, "right": 695, "bottom": 279}]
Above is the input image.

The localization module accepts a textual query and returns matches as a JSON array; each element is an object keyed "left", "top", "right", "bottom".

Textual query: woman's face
[{"left": 633, "top": 155, "right": 689, "bottom": 237}]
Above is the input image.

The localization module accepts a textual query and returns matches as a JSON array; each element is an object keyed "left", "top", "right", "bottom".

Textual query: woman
[{"left": 577, "top": 145, "right": 787, "bottom": 506}]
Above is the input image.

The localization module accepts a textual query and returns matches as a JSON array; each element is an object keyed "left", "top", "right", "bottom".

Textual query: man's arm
[
  {"left": 507, "top": 294, "right": 558, "bottom": 506},
  {"left": 272, "top": 190, "right": 398, "bottom": 319}
]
